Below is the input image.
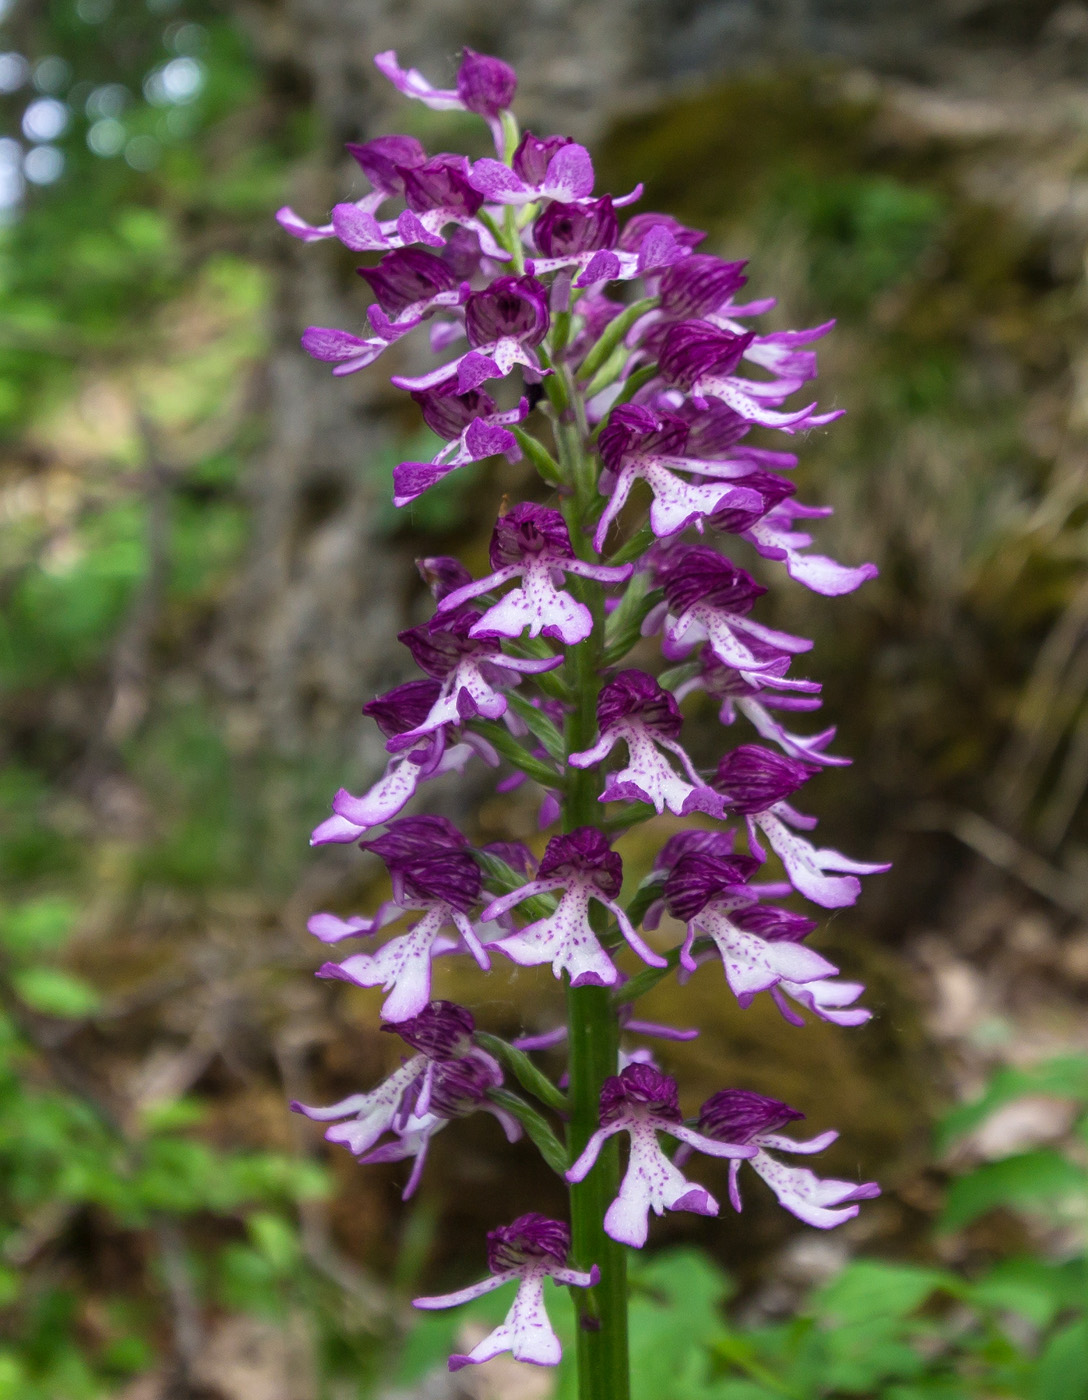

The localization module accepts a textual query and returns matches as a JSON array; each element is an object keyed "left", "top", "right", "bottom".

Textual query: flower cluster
[{"left": 288, "top": 46, "right": 886, "bottom": 1380}]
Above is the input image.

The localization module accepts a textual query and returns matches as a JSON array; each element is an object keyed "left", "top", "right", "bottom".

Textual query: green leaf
[
  {"left": 576, "top": 295, "right": 657, "bottom": 380},
  {"left": 582, "top": 343, "right": 632, "bottom": 399},
  {"left": 967, "top": 1256, "right": 1066, "bottom": 1330},
  {"left": 602, "top": 574, "right": 659, "bottom": 666},
  {"left": 814, "top": 1260, "right": 953, "bottom": 1326},
  {"left": 11, "top": 967, "right": 101, "bottom": 1019},
  {"left": 606, "top": 523, "right": 657, "bottom": 569},
  {"left": 939, "top": 1149, "right": 1084, "bottom": 1231},
  {"left": 473, "top": 850, "right": 556, "bottom": 923},
  {"left": 510, "top": 426, "right": 564, "bottom": 485},
  {"left": 504, "top": 690, "right": 567, "bottom": 763},
  {"left": 1033, "top": 1320, "right": 1088, "bottom": 1400},
  {"left": 471, "top": 719, "right": 564, "bottom": 791},
  {"left": 487, "top": 1088, "right": 567, "bottom": 1175},
  {"left": 613, "top": 947, "right": 682, "bottom": 1006},
  {"left": 938, "top": 1055, "right": 1088, "bottom": 1151},
  {"left": 622, "top": 874, "right": 667, "bottom": 931},
  {"left": 0, "top": 896, "right": 78, "bottom": 957},
  {"left": 475, "top": 1032, "right": 568, "bottom": 1111}
]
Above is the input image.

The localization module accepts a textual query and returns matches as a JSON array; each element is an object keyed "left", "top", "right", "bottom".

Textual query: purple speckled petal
[
  {"left": 603, "top": 1122, "right": 719, "bottom": 1248},
  {"left": 374, "top": 50, "right": 462, "bottom": 110},
  {"left": 749, "top": 1149, "right": 880, "bottom": 1229},
  {"left": 306, "top": 908, "right": 390, "bottom": 943},
  {"left": 318, "top": 905, "right": 452, "bottom": 1022},
  {"left": 276, "top": 206, "right": 334, "bottom": 241},
  {"left": 756, "top": 810, "right": 888, "bottom": 909}
]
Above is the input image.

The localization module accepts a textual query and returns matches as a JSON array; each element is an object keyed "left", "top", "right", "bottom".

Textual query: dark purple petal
[
  {"left": 417, "top": 556, "right": 474, "bottom": 601},
  {"left": 482, "top": 840, "right": 537, "bottom": 876},
  {"left": 463, "top": 417, "right": 517, "bottom": 461},
  {"left": 386, "top": 1000, "right": 476, "bottom": 1058},
  {"left": 344, "top": 134, "right": 427, "bottom": 193},
  {"left": 465, "top": 275, "right": 550, "bottom": 349},
  {"left": 730, "top": 905, "right": 818, "bottom": 943},
  {"left": 599, "top": 1062, "right": 680, "bottom": 1124},
  {"left": 301, "top": 327, "right": 375, "bottom": 363},
  {"left": 658, "top": 255, "right": 748, "bottom": 319},
  {"left": 362, "top": 814, "right": 468, "bottom": 864},
  {"left": 487, "top": 1214, "right": 570, "bottom": 1273},
  {"left": 659, "top": 546, "right": 765, "bottom": 617},
  {"left": 401, "top": 849, "right": 482, "bottom": 910},
  {"left": 533, "top": 196, "right": 618, "bottom": 257},
  {"left": 429, "top": 1054, "right": 500, "bottom": 1117},
  {"left": 456, "top": 48, "right": 517, "bottom": 116},
  {"left": 512, "top": 131, "right": 575, "bottom": 186},
  {"left": 398, "top": 607, "right": 491, "bottom": 678},
  {"left": 659, "top": 322, "right": 754, "bottom": 392},
  {"left": 537, "top": 827, "right": 622, "bottom": 898},
  {"left": 653, "top": 827, "right": 738, "bottom": 876},
  {"left": 401, "top": 155, "right": 484, "bottom": 219},
  {"left": 713, "top": 744, "right": 813, "bottom": 812},
  {"left": 708, "top": 471, "right": 796, "bottom": 533},
  {"left": 697, "top": 1088, "right": 804, "bottom": 1145},
  {"left": 489, "top": 503, "right": 573, "bottom": 569},
  {"left": 680, "top": 401, "right": 753, "bottom": 456},
  {"left": 441, "top": 226, "right": 486, "bottom": 279},
  {"left": 393, "top": 462, "right": 446, "bottom": 505},
  {"left": 663, "top": 852, "right": 758, "bottom": 921},
  {"left": 363, "top": 678, "right": 444, "bottom": 737},
  {"left": 357, "top": 248, "right": 460, "bottom": 314},
  {"left": 411, "top": 380, "right": 499, "bottom": 440},
  {"left": 597, "top": 670, "right": 682, "bottom": 739},
  {"left": 618, "top": 212, "right": 706, "bottom": 253},
  {"left": 598, "top": 403, "right": 689, "bottom": 475}
]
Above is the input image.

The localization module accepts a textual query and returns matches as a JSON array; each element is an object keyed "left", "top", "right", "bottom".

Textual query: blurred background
[{"left": 3, "top": 1, "right": 1088, "bottom": 1396}]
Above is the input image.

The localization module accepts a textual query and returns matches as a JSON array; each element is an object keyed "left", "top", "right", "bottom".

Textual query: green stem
[{"left": 563, "top": 581, "right": 630, "bottom": 1400}]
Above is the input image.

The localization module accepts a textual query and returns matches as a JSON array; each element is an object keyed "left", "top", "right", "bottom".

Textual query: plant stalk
[{"left": 563, "top": 595, "right": 630, "bottom": 1400}]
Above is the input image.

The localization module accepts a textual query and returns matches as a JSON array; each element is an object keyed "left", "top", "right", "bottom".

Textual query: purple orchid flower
[
  {"left": 414, "top": 1215, "right": 598, "bottom": 1370},
  {"left": 312, "top": 817, "right": 492, "bottom": 1022},
  {"left": 670, "top": 646, "right": 846, "bottom": 768},
  {"left": 483, "top": 828, "right": 667, "bottom": 987},
  {"left": 393, "top": 378, "right": 528, "bottom": 506},
  {"left": 659, "top": 321, "right": 843, "bottom": 433},
  {"left": 375, "top": 48, "right": 517, "bottom": 155},
  {"left": 641, "top": 255, "right": 834, "bottom": 383},
  {"left": 656, "top": 546, "right": 813, "bottom": 676},
  {"left": 568, "top": 669, "right": 725, "bottom": 816},
  {"left": 665, "top": 851, "right": 841, "bottom": 1001},
  {"left": 713, "top": 745, "right": 889, "bottom": 908},
  {"left": 393, "top": 274, "right": 551, "bottom": 396},
  {"left": 726, "top": 905, "right": 872, "bottom": 1027},
  {"left": 470, "top": 131, "right": 596, "bottom": 206},
  {"left": 356, "top": 247, "right": 470, "bottom": 342},
  {"left": 686, "top": 1090, "right": 880, "bottom": 1228},
  {"left": 436, "top": 504, "right": 632, "bottom": 645},
  {"left": 593, "top": 406, "right": 767, "bottom": 551},
  {"left": 290, "top": 1000, "right": 506, "bottom": 1199},
  {"left": 565, "top": 1064, "right": 755, "bottom": 1247},
  {"left": 357, "top": 1051, "right": 521, "bottom": 1199},
  {"left": 309, "top": 679, "right": 502, "bottom": 844},
  {"left": 733, "top": 495, "right": 878, "bottom": 597},
  {"left": 275, "top": 133, "right": 426, "bottom": 243},
  {"left": 386, "top": 604, "right": 563, "bottom": 751}
]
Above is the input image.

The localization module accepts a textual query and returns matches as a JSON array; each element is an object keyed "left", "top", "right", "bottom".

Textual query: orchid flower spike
[{"left": 686, "top": 1090, "right": 881, "bottom": 1228}]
